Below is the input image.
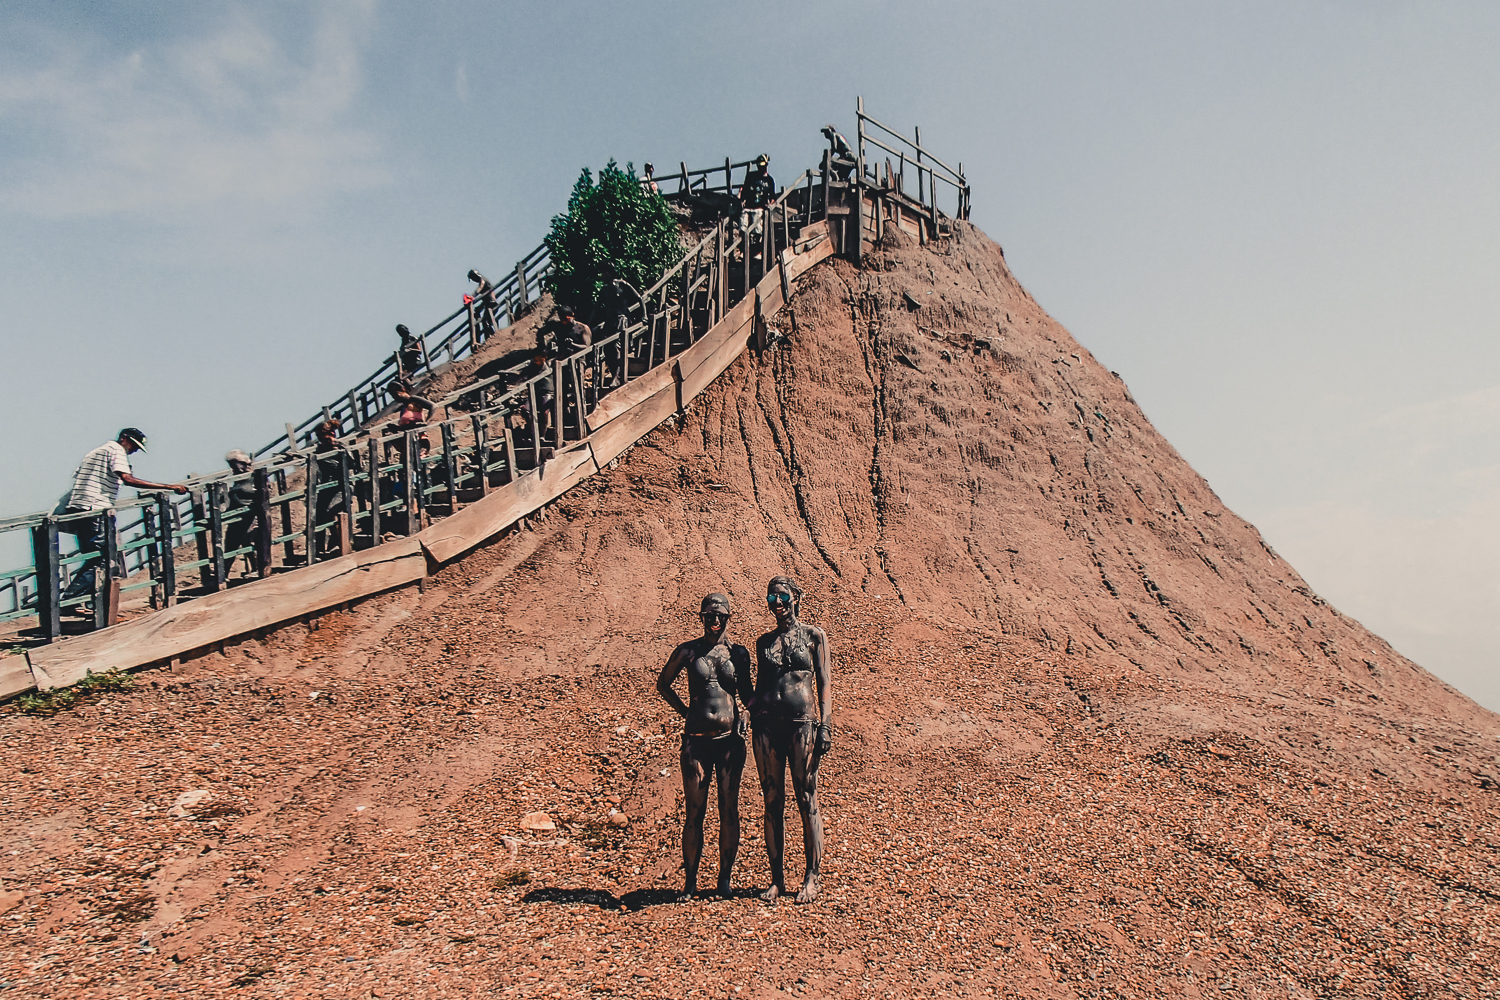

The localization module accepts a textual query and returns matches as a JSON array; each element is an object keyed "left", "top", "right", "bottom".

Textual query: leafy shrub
[{"left": 545, "top": 161, "right": 681, "bottom": 320}]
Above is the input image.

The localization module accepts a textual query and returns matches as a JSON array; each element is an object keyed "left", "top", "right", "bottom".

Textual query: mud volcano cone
[{"left": 6, "top": 220, "right": 1497, "bottom": 997}]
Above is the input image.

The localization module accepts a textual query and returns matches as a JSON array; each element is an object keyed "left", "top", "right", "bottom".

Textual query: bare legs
[
  {"left": 752, "top": 723, "right": 823, "bottom": 904},
  {"left": 679, "top": 736, "right": 746, "bottom": 900}
]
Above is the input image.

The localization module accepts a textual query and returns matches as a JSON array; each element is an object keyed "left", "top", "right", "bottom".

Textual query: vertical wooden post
[
  {"left": 142, "top": 503, "right": 161, "bottom": 610},
  {"left": 32, "top": 519, "right": 60, "bottom": 642},
  {"left": 95, "top": 510, "right": 119, "bottom": 630},
  {"left": 441, "top": 421, "right": 460, "bottom": 513},
  {"left": 336, "top": 513, "right": 351, "bottom": 557},
  {"left": 853, "top": 99, "right": 866, "bottom": 266},
  {"left": 275, "top": 468, "right": 295, "bottom": 566},
  {"left": 285, "top": 422, "right": 298, "bottom": 452},
  {"left": 551, "top": 360, "right": 564, "bottom": 448},
  {"left": 755, "top": 290, "right": 765, "bottom": 353},
  {"left": 401, "top": 432, "right": 416, "bottom": 535},
  {"left": 254, "top": 468, "right": 274, "bottom": 576},
  {"left": 338, "top": 448, "right": 355, "bottom": 547},
  {"left": 724, "top": 157, "right": 732, "bottom": 194},
  {"left": 679, "top": 161, "right": 689, "bottom": 195},
  {"left": 304, "top": 453, "right": 320, "bottom": 564},
  {"left": 716, "top": 222, "right": 726, "bottom": 320},
  {"left": 207, "top": 484, "right": 226, "bottom": 590},
  {"left": 347, "top": 391, "right": 360, "bottom": 428},
  {"left": 501, "top": 419, "right": 518, "bottom": 485},
  {"left": 516, "top": 261, "right": 529, "bottom": 306},
  {"left": 571, "top": 361, "right": 586, "bottom": 439},
  {"left": 466, "top": 300, "right": 479, "bottom": 357},
  {"left": 156, "top": 494, "right": 177, "bottom": 607},
  {"left": 192, "top": 490, "right": 217, "bottom": 592},
  {"left": 821, "top": 149, "right": 831, "bottom": 223},
  {"left": 471, "top": 414, "right": 490, "bottom": 496},
  {"left": 528, "top": 381, "right": 542, "bottom": 467},
  {"left": 366, "top": 437, "right": 382, "bottom": 545}
]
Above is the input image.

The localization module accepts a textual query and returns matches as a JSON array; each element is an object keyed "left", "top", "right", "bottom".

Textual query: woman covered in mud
[{"left": 751, "top": 575, "right": 832, "bottom": 904}]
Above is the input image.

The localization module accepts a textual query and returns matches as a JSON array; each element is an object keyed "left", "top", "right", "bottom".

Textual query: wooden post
[
  {"left": 466, "top": 300, "right": 479, "bottom": 357},
  {"left": 441, "top": 421, "right": 460, "bottom": 513},
  {"left": 347, "top": 391, "right": 360, "bottom": 428},
  {"left": 156, "top": 494, "right": 177, "bottom": 607},
  {"left": 724, "top": 157, "right": 732, "bottom": 194},
  {"left": 853, "top": 99, "right": 866, "bottom": 266},
  {"left": 95, "top": 510, "right": 119, "bottom": 630},
  {"left": 755, "top": 290, "right": 765, "bottom": 353},
  {"left": 366, "top": 437, "right": 382, "bottom": 545},
  {"left": 285, "top": 422, "right": 298, "bottom": 452},
  {"left": 338, "top": 448, "right": 355, "bottom": 548},
  {"left": 679, "top": 161, "right": 689, "bottom": 195},
  {"left": 516, "top": 260, "right": 529, "bottom": 306},
  {"left": 142, "top": 503, "right": 161, "bottom": 610},
  {"left": 571, "top": 361, "right": 586, "bottom": 439},
  {"left": 275, "top": 468, "right": 295, "bottom": 566},
  {"left": 32, "top": 519, "right": 61, "bottom": 642},
  {"left": 253, "top": 468, "right": 274, "bottom": 576},
  {"left": 471, "top": 414, "right": 490, "bottom": 496},
  {"left": 304, "top": 452, "right": 320, "bottom": 564},
  {"left": 528, "top": 381, "right": 542, "bottom": 467},
  {"left": 821, "top": 149, "right": 831, "bottom": 223},
  {"left": 716, "top": 222, "right": 726, "bottom": 320},
  {"left": 191, "top": 490, "right": 216, "bottom": 593},
  {"left": 552, "top": 360, "right": 565, "bottom": 449},
  {"left": 207, "top": 484, "right": 226, "bottom": 590},
  {"left": 403, "top": 430, "right": 420, "bottom": 536},
  {"left": 501, "top": 419, "right": 518, "bottom": 485}
]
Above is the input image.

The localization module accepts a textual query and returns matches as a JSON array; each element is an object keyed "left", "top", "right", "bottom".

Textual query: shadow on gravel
[{"left": 523, "top": 887, "right": 760, "bottom": 911}]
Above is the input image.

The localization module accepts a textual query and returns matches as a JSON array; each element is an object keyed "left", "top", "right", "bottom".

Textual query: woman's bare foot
[
  {"left": 794, "top": 875, "right": 820, "bottom": 904},
  {"left": 716, "top": 877, "right": 733, "bottom": 898},
  {"left": 759, "top": 883, "right": 783, "bottom": 903}
]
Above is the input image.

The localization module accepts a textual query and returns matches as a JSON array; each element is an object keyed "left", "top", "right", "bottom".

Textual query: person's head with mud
[
  {"left": 655, "top": 592, "right": 754, "bottom": 900},
  {"left": 751, "top": 574, "right": 833, "bottom": 905}
]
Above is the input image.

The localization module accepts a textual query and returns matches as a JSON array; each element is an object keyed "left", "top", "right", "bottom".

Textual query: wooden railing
[{"left": 1, "top": 102, "right": 967, "bottom": 694}]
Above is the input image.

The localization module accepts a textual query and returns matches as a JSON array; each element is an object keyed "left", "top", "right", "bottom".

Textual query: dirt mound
[{"left": 3, "top": 224, "right": 1497, "bottom": 997}]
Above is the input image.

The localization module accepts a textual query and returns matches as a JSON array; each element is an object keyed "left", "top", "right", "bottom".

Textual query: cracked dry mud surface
[{"left": 3, "top": 224, "right": 1498, "bottom": 998}]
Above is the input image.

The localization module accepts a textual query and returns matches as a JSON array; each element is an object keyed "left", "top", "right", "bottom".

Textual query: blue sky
[{"left": 2, "top": 1, "right": 1497, "bottom": 709}]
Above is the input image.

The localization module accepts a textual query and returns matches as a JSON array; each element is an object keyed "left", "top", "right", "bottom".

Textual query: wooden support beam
[
  {"left": 366, "top": 437, "right": 382, "bottom": 545},
  {"left": 156, "top": 495, "right": 177, "bottom": 607},
  {"left": 254, "top": 469, "right": 274, "bottom": 576},
  {"left": 95, "top": 511, "right": 119, "bottom": 630},
  {"left": 207, "top": 485, "right": 227, "bottom": 588},
  {"left": 338, "top": 448, "right": 355, "bottom": 549},
  {"left": 304, "top": 453, "right": 319, "bottom": 564},
  {"left": 441, "top": 422, "right": 460, "bottom": 513},
  {"left": 275, "top": 468, "right": 296, "bottom": 566},
  {"left": 471, "top": 414, "right": 490, "bottom": 497},
  {"left": 32, "top": 519, "right": 60, "bottom": 642}
]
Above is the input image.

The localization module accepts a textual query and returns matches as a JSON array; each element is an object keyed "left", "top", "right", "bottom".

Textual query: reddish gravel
[{"left": 2, "top": 223, "right": 1497, "bottom": 998}]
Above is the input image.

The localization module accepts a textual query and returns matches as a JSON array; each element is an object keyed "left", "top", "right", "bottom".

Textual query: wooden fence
[{"left": 1, "top": 102, "right": 965, "bottom": 698}]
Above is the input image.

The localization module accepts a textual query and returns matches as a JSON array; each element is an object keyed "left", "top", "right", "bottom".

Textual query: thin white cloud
[{"left": 0, "top": 1, "right": 387, "bottom": 218}]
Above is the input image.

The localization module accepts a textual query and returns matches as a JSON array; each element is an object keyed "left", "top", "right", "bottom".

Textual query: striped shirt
[{"left": 67, "top": 441, "right": 132, "bottom": 511}]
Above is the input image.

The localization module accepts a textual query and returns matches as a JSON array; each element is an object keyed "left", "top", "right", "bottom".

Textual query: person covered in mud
[
  {"left": 655, "top": 593, "right": 755, "bottom": 900},
  {"left": 751, "top": 575, "right": 832, "bottom": 904}
]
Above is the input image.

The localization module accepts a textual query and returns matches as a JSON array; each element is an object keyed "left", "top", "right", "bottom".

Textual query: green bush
[
  {"left": 545, "top": 161, "right": 681, "bottom": 320},
  {"left": 13, "top": 668, "right": 134, "bottom": 716}
]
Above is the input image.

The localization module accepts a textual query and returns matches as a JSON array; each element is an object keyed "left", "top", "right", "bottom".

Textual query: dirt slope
[{"left": 3, "top": 223, "right": 1498, "bottom": 999}]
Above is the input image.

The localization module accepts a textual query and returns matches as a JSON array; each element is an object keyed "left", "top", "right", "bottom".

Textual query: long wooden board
[
  {"left": 18, "top": 227, "right": 837, "bottom": 694},
  {"left": 27, "top": 538, "right": 427, "bottom": 690}
]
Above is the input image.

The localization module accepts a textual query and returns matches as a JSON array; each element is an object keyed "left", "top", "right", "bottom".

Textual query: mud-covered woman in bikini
[
  {"left": 655, "top": 593, "right": 754, "bottom": 900},
  {"left": 751, "top": 575, "right": 832, "bottom": 904}
]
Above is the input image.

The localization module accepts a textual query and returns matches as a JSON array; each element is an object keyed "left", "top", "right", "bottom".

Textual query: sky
[{"left": 1, "top": 1, "right": 1495, "bottom": 710}]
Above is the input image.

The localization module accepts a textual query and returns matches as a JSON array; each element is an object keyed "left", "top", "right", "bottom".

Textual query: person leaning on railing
[
  {"left": 57, "top": 428, "right": 188, "bottom": 614},
  {"left": 820, "top": 125, "right": 855, "bottom": 182},
  {"left": 382, "top": 380, "right": 437, "bottom": 524}
]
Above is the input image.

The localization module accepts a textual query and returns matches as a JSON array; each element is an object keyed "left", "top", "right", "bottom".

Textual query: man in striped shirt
[{"left": 59, "top": 428, "right": 188, "bottom": 611}]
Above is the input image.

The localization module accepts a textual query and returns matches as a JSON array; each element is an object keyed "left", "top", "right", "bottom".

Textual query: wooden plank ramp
[{"left": 21, "top": 232, "right": 834, "bottom": 693}]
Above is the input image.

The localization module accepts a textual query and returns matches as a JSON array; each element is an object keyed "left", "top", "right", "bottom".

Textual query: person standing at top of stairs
[{"left": 738, "top": 154, "right": 776, "bottom": 241}]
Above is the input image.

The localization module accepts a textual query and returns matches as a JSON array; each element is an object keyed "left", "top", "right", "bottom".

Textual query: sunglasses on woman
[{"left": 766, "top": 593, "right": 793, "bottom": 606}]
